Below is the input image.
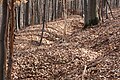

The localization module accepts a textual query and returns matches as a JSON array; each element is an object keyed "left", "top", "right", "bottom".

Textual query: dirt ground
[{"left": 12, "top": 9, "right": 120, "bottom": 80}]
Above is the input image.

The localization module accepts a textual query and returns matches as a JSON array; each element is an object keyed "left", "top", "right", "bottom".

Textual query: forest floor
[{"left": 12, "top": 8, "right": 120, "bottom": 80}]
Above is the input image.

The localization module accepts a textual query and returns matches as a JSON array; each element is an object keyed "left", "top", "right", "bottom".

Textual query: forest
[{"left": 0, "top": 0, "right": 120, "bottom": 80}]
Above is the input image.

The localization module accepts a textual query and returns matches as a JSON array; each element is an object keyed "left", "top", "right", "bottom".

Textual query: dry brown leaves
[{"left": 12, "top": 9, "right": 120, "bottom": 80}]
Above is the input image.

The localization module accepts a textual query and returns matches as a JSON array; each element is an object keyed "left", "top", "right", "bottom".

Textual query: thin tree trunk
[
  {"left": 106, "top": 0, "right": 115, "bottom": 19},
  {"left": 84, "top": 0, "right": 89, "bottom": 27},
  {"left": 36, "top": 0, "right": 40, "bottom": 24},
  {"left": 81, "top": 0, "right": 84, "bottom": 18},
  {"left": 18, "top": 6, "right": 21, "bottom": 29},
  {"left": 0, "top": 0, "right": 8, "bottom": 79},
  {"left": 7, "top": 0, "right": 14, "bottom": 79},
  {"left": 63, "top": 0, "right": 67, "bottom": 39},
  {"left": 51, "top": 0, "right": 54, "bottom": 21},
  {"left": 25, "top": 0, "right": 29, "bottom": 26},
  {"left": 40, "top": 0, "right": 46, "bottom": 45},
  {"left": 15, "top": 6, "right": 19, "bottom": 31},
  {"left": 54, "top": 0, "right": 57, "bottom": 20},
  {"left": 31, "top": 0, "right": 34, "bottom": 25},
  {"left": 47, "top": 0, "right": 50, "bottom": 21}
]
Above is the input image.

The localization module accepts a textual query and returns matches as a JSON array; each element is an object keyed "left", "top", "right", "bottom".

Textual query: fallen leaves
[{"left": 12, "top": 9, "right": 120, "bottom": 80}]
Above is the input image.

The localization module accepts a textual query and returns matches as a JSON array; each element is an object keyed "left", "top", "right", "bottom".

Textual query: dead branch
[
  {"left": 82, "top": 65, "right": 87, "bottom": 80},
  {"left": 86, "top": 49, "right": 116, "bottom": 69},
  {"left": 46, "top": 26, "right": 63, "bottom": 34}
]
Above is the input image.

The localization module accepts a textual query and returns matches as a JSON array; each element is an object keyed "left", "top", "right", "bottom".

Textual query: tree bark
[
  {"left": 40, "top": 0, "right": 46, "bottom": 45},
  {"left": 7, "top": 0, "right": 15, "bottom": 79},
  {"left": 0, "top": 0, "right": 8, "bottom": 79},
  {"left": 84, "top": 0, "right": 99, "bottom": 27},
  {"left": 25, "top": 0, "right": 29, "bottom": 26},
  {"left": 51, "top": 0, "right": 54, "bottom": 21}
]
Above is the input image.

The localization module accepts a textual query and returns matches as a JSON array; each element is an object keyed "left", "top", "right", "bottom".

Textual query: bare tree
[
  {"left": 0, "top": 0, "right": 8, "bottom": 79},
  {"left": 40, "top": 0, "right": 46, "bottom": 45},
  {"left": 25, "top": 0, "right": 29, "bottom": 26},
  {"left": 7, "top": 0, "right": 15, "bottom": 79},
  {"left": 84, "top": 0, "right": 99, "bottom": 27}
]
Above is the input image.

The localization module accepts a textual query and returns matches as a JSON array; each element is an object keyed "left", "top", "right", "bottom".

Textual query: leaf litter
[{"left": 12, "top": 9, "right": 120, "bottom": 80}]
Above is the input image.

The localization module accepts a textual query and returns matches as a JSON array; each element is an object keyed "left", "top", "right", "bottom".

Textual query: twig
[{"left": 82, "top": 65, "right": 87, "bottom": 80}]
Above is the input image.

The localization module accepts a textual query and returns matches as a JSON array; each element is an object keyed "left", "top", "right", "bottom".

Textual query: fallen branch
[
  {"left": 86, "top": 49, "right": 116, "bottom": 69},
  {"left": 82, "top": 65, "right": 87, "bottom": 80},
  {"left": 46, "top": 26, "right": 63, "bottom": 34}
]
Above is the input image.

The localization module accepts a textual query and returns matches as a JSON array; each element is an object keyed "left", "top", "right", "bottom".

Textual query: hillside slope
[{"left": 12, "top": 9, "right": 120, "bottom": 80}]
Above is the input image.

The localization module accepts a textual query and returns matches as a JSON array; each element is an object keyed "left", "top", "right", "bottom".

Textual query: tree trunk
[
  {"left": 51, "top": 0, "right": 54, "bottom": 21},
  {"left": 40, "top": 0, "right": 46, "bottom": 45},
  {"left": 18, "top": 6, "right": 21, "bottom": 29},
  {"left": 31, "top": 0, "right": 34, "bottom": 25},
  {"left": 0, "top": 0, "right": 8, "bottom": 79},
  {"left": 84, "top": 0, "right": 89, "bottom": 27},
  {"left": 84, "top": 0, "right": 99, "bottom": 27},
  {"left": 36, "top": 0, "right": 40, "bottom": 24},
  {"left": 7, "top": 0, "right": 15, "bottom": 79},
  {"left": 81, "top": 0, "right": 84, "bottom": 18},
  {"left": 54, "top": 0, "right": 57, "bottom": 20},
  {"left": 15, "top": 5, "right": 21, "bottom": 31},
  {"left": 25, "top": 0, "right": 29, "bottom": 26}
]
